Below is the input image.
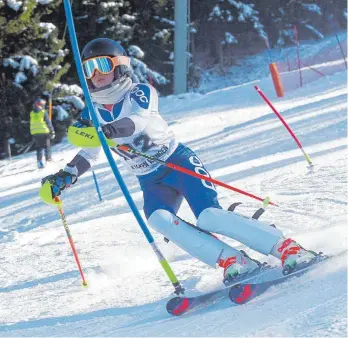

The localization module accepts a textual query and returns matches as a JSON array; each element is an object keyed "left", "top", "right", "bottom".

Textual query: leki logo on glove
[{"left": 75, "top": 129, "right": 94, "bottom": 139}]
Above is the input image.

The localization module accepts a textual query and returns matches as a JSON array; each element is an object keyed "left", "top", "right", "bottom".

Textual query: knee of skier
[
  {"left": 197, "top": 207, "right": 221, "bottom": 230},
  {"left": 147, "top": 209, "right": 174, "bottom": 233}
]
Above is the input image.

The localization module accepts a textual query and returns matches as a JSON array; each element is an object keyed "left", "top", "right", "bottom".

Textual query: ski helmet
[
  {"left": 81, "top": 38, "right": 132, "bottom": 92},
  {"left": 33, "top": 98, "right": 47, "bottom": 111}
]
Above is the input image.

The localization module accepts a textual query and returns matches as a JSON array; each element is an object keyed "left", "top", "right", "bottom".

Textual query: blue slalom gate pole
[
  {"left": 63, "top": 0, "right": 184, "bottom": 295},
  {"left": 92, "top": 171, "right": 102, "bottom": 201}
]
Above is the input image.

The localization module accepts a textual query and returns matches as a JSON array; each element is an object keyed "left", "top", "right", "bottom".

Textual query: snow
[
  {"left": 223, "top": 32, "right": 238, "bottom": 44},
  {"left": 302, "top": 3, "right": 322, "bottom": 15},
  {"left": 19, "top": 55, "right": 38, "bottom": 71},
  {"left": 199, "top": 32, "right": 346, "bottom": 93},
  {"left": 37, "top": 0, "right": 54, "bottom": 4},
  {"left": 210, "top": 5, "right": 222, "bottom": 18},
  {"left": 154, "top": 16, "right": 175, "bottom": 26},
  {"left": 0, "top": 35, "right": 347, "bottom": 336},
  {"left": 6, "top": 0, "right": 22, "bottom": 11},
  {"left": 122, "top": 14, "right": 136, "bottom": 22},
  {"left": 153, "top": 29, "right": 169, "bottom": 40},
  {"left": 59, "top": 96, "right": 85, "bottom": 110},
  {"left": 209, "top": 1, "right": 266, "bottom": 39},
  {"left": 3, "top": 55, "right": 39, "bottom": 86},
  {"left": 3, "top": 58, "right": 20, "bottom": 69},
  {"left": 6, "top": 0, "right": 53, "bottom": 10},
  {"left": 55, "top": 105, "right": 69, "bottom": 121},
  {"left": 39, "top": 22, "right": 56, "bottom": 39},
  {"left": 54, "top": 84, "right": 83, "bottom": 96},
  {"left": 96, "top": 16, "right": 107, "bottom": 23},
  {"left": 14, "top": 71, "right": 27, "bottom": 84},
  {"left": 101, "top": 1, "right": 120, "bottom": 9},
  {"left": 305, "top": 24, "right": 324, "bottom": 39},
  {"left": 128, "top": 45, "right": 145, "bottom": 59}
]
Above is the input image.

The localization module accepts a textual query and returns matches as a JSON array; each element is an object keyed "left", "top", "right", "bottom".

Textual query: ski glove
[
  {"left": 50, "top": 132, "right": 55, "bottom": 140},
  {"left": 73, "top": 118, "right": 93, "bottom": 128},
  {"left": 41, "top": 169, "right": 77, "bottom": 198}
]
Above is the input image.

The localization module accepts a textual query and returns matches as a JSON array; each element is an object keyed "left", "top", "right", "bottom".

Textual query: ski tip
[{"left": 166, "top": 297, "right": 191, "bottom": 316}]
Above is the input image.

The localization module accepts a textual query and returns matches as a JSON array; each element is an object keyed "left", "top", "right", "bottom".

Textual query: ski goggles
[{"left": 82, "top": 55, "right": 130, "bottom": 79}]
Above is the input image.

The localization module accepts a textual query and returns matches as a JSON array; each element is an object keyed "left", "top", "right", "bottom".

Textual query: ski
[
  {"left": 166, "top": 251, "right": 346, "bottom": 316},
  {"left": 229, "top": 251, "right": 346, "bottom": 305},
  {"left": 166, "top": 265, "right": 276, "bottom": 316}
]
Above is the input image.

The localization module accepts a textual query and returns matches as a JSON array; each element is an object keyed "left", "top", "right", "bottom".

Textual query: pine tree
[
  {"left": 194, "top": 0, "right": 266, "bottom": 70},
  {"left": 129, "top": 0, "right": 173, "bottom": 92},
  {"left": 71, "top": 0, "right": 134, "bottom": 49},
  {"left": 256, "top": 0, "right": 347, "bottom": 47},
  {"left": 0, "top": 0, "right": 70, "bottom": 155}
]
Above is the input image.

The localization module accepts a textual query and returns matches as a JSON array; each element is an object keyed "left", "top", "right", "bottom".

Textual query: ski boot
[
  {"left": 274, "top": 238, "right": 317, "bottom": 275},
  {"left": 37, "top": 160, "right": 45, "bottom": 169},
  {"left": 220, "top": 251, "right": 261, "bottom": 286}
]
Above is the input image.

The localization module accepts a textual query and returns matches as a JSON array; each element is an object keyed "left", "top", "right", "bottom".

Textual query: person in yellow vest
[{"left": 30, "top": 98, "right": 55, "bottom": 169}]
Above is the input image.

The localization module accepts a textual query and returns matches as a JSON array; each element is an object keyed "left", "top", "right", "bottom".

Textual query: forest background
[{"left": 0, "top": 0, "right": 346, "bottom": 156}]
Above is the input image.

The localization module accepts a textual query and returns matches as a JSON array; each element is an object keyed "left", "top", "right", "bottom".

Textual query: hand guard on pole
[{"left": 41, "top": 169, "right": 77, "bottom": 199}]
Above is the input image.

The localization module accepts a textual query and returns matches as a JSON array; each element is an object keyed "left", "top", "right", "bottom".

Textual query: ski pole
[
  {"left": 254, "top": 85, "right": 313, "bottom": 167},
  {"left": 55, "top": 196, "right": 88, "bottom": 287},
  {"left": 63, "top": 0, "right": 184, "bottom": 295},
  {"left": 111, "top": 147, "right": 278, "bottom": 207},
  {"left": 92, "top": 170, "right": 102, "bottom": 201}
]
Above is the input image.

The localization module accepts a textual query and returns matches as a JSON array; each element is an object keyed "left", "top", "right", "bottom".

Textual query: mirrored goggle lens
[{"left": 83, "top": 57, "right": 114, "bottom": 78}]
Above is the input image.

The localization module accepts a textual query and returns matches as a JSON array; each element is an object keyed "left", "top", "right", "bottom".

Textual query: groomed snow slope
[{"left": 0, "top": 54, "right": 347, "bottom": 336}]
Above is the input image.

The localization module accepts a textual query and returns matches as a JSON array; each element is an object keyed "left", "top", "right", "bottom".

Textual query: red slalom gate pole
[
  {"left": 293, "top": 25, "right": 303, "bottom": 88},
  {"left": 254, "top": 85, "right": 313, "bottom": 167},
  {"left": 55, "top": 197, "right": 88, "bottom": 287},
  {"left": 111, "top": 147, "right": 278, "bottom": 207}
]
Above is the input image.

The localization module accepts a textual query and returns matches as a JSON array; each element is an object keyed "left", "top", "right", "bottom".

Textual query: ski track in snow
[{"left": 0, "top": 36, "right": 347, "bottom": 336}]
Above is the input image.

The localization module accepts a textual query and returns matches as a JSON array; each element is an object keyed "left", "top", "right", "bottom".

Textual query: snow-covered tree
[
  {"left": 130, "top": 0, "right": 174, "bottom": 91},
  {"left": 72, "top": 0, "right": 134, "bottom": 48},
  {"left": 0, "top": 0, "right": 71, "bottom": 152},
  {"left": 255, "top": 0, "right": 347, "bottom": 47},
  {"left": 196, "top": 0, "right": 266, "bottom": 69},
  {"left": 208, "top": 1, "right": 266, "bottom": 44},
  {"left": 128, "top": 45, "right": 169, "bottom": 86}
]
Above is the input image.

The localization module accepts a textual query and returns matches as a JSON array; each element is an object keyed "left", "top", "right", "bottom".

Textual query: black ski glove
[{"left": 42, "top": 169, "right": 77, "bottom": 198}]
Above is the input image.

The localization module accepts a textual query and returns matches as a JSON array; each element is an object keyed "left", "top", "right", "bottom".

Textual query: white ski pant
[{"left": 148, "top": 208, "right": 284, "bottom": 268}]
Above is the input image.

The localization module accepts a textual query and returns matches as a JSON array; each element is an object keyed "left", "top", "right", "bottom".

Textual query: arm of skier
[{"left": 41, "top": 108, "right": 102, "bottom": 197}]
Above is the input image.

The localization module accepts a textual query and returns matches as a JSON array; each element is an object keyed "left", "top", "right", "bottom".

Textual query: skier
[
  {"left": 30, "top": 98, "right": 55, "bottom": 168},
  {"left": 41, "top": 38, "right": 316, "bottom": 283}
]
